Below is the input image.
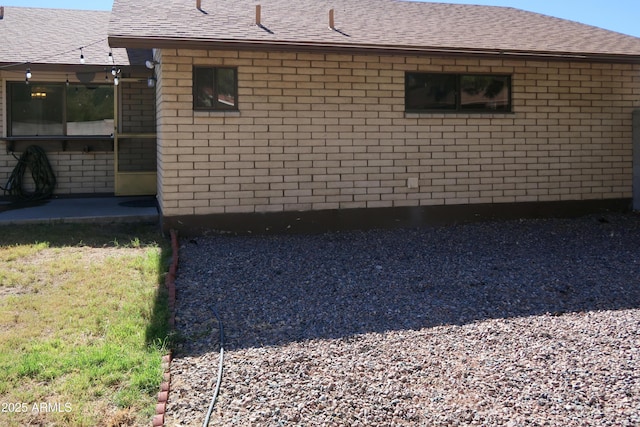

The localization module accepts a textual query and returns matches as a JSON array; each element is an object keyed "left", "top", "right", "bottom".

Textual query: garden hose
[
  {"left": 203, "top": 308, "right": 225, "bottom": 427},
  {"left": 1, "top": 145, "right": 56, "bottom": 201}
]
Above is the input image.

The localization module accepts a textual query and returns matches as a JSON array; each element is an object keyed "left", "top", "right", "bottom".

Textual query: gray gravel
[{"left": 165, "top": 214, "right": 640, "bottom": 426}]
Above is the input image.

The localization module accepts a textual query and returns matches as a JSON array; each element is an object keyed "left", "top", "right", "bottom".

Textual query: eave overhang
[{"left": 108, "top": 35, "right": 640, "bottom": 64}]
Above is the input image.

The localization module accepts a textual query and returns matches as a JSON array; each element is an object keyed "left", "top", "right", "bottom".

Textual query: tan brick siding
[
  {"left": 38, "top": 152, "right": 114, "bottom": 194},
  {"left": 1, "top": 151, "right": 113, "bottom": 195},
  {"left": 155, "top": 50, "right": 167, "bottom": 211},
  {"left": 155, "top": 50, "right": 640, "bottom": 216},
  {"left": 120, "top": 80, "right": 156, "bottom": 134}
]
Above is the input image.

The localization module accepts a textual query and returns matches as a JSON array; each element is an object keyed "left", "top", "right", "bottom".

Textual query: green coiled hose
[{"left": 2, "top": 145, "right": 56, "bottom": 201}]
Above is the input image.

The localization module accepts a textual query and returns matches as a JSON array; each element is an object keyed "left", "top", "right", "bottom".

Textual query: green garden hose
[{"left": 2, "top": 145, "right": 56, "bottom": 201}]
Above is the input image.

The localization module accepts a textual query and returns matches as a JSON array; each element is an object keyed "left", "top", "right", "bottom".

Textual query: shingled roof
[
  {"left": 108, "top": 0, "right": 640, "bottom": 62},
  {"left": 0, "top": 7, "right": 146, "bottom": 67}
]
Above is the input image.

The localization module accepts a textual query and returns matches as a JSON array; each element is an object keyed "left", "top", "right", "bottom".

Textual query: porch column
[{"left": 634, "top": 110, "right": 640, "bottom": 211}]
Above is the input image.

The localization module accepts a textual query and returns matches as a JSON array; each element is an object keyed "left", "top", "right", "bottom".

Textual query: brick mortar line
[{"left": 153, "top": 229, "right": 179, "bottom": 427}]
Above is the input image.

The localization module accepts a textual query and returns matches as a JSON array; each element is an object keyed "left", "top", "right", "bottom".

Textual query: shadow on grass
[
  {"left": 0, "top": 221, "right": 161, "bottom": 248},
  {"left": 173, "top": 213, "right": 640, "bottom": 355},
  {"left": 0, "top": 221, "right": 172, "bottom": 347},
  {"left": 144, "top": 243, "right": 172, "bottom": 348}
]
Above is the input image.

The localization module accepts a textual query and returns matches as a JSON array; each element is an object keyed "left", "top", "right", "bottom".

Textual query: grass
[{"left": 0, "top": 222, "right": 172, "bottom": 426}]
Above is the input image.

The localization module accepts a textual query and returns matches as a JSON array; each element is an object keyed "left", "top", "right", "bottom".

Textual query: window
[
  {"left": 193, "top": 67, "right": 238, "bottom": 111},
  {"left": 406, "top": 73, "right": 511, "bottom": 113},
  {"left": 460, "top": 75, "right": 511, "bottom": 111},
  {"left": 66, "top": 85, "right": 114, "bottom": 135},
  {"left": 8, "top": 82, "right": 114, "bottom": 136}
]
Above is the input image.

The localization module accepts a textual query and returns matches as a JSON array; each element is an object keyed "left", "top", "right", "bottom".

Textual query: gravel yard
[{"left": 165, "top": 214, "right": 640, "bottom": 426}]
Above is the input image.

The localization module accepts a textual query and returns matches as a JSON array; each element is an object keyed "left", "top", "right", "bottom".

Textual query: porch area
[{"left": 0, "top": 196, "right": 158, "bottom": 225}]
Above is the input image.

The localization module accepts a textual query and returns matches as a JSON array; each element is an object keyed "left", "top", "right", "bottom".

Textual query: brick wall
[
  {"left": 120, "top": 80, "right": 156, "bottom": 133},
  {"left": 0, "top": 151, "right": 114, "bottom": 195},
  {"left": 155, "top": 50, "right": 167, "bottom": 210},
  {"left": 158, "top": 49, "right": 640, "bottom": 216},
  {"left": 38, "top": 152, "right": 114, "bottom": 193}
]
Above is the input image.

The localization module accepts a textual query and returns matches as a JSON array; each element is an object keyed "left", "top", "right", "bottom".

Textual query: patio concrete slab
[{"left": 0, "top": 196, "right": 158, "bottom": 225}]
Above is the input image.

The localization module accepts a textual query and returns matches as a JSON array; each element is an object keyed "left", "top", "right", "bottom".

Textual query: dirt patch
[
  {"left": 0, "top": 285, "right": 30, "bottom": 297},
  {"left": 106, "top": 408, "right": 138, "bottom": 427}
]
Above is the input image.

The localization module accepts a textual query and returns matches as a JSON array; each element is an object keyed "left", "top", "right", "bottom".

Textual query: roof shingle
[
  {"left": 108, "top": 0, "right": 640, "bottom": 61},
  {"left": 0, "top": 7, "right": 134, "bottom": 67}
]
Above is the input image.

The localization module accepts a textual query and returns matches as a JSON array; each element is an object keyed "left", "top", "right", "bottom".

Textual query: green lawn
[{"left": 0, "top": 222, "right": 171, "bottom": 426}]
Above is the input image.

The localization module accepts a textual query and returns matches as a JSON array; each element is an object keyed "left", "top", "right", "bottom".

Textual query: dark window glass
[
  {"left": 460, "top": 75, "right": 510, "bottom": 111},
  {"left": 194, "top": 67, "right": 214, "bottom": 109},
  {"left": 405, "top": 72, "right": 511, "bottom": 113},
  {"left": 9, "top": 83, "right": 64, "bottom": 136},
  {"left": 406, "top": 73, "right": 456, "bottom": 111},
  {"left": 8, "top": 82, "right": 114, "bottom": 136},
  {"left": 194, "top": 67, "right": 237, "bottom": 110},
  {"left": 66, "top": 85, "right": 114, "bottom": 135}
]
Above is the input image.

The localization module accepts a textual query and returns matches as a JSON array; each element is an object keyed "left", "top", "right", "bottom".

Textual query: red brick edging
[{"left": 152, "top": 229, "right": 179, "bottom": 427}]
